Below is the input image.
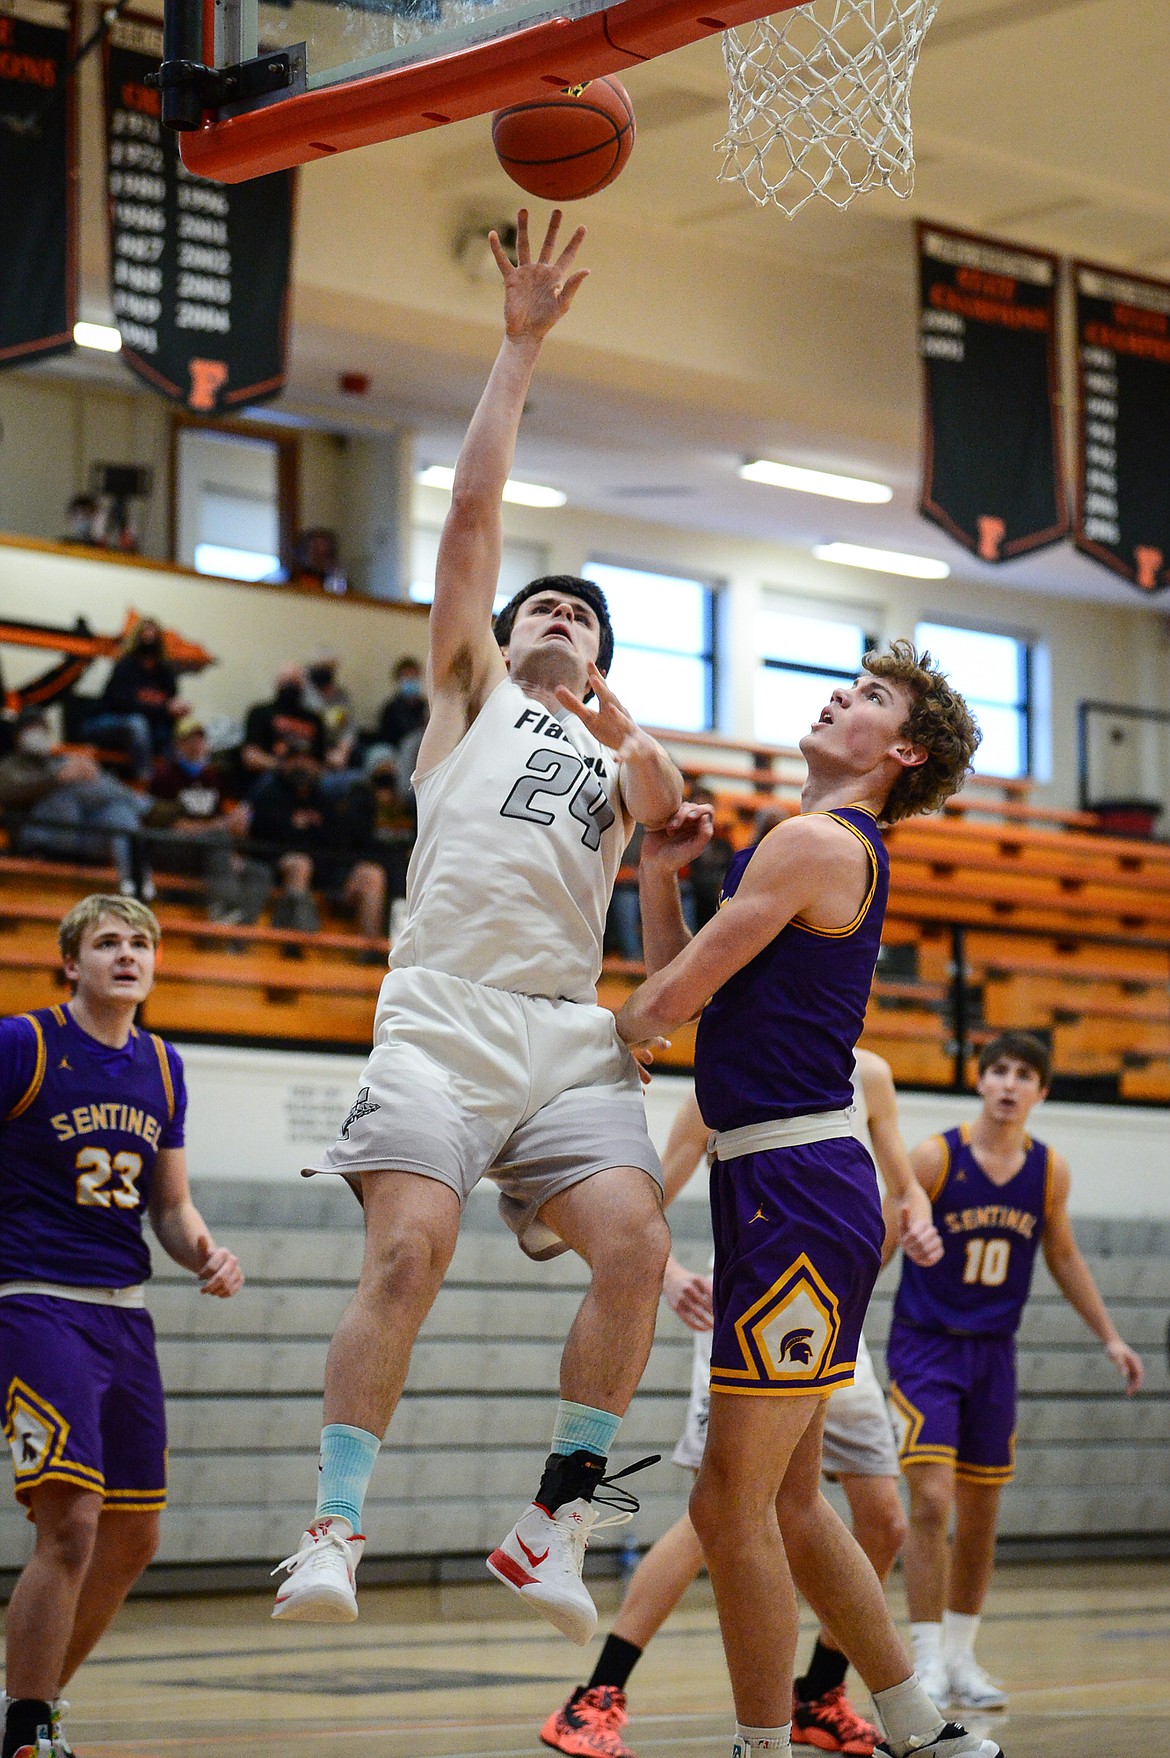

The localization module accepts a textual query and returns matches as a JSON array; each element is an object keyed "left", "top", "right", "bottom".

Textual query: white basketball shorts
[
  {"left": 672, "top": 1330, "right": 897, "bottom": 1477},
  {"left": 305, "top": 965, "right": 663, "bottom": 1258}
]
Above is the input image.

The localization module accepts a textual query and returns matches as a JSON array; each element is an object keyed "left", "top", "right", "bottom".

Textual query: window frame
[
  {"left": 169, "top": 410, "right": 299, "bottom": 583},
  {"left": 914, "top": 617, "right": 1034, "bottom": 780},
  {"left": 754, "top": 600, "right": 881, "bottom": 750},
  {"left": 583, "top": 554, "right": 719, "bottom": 733}
]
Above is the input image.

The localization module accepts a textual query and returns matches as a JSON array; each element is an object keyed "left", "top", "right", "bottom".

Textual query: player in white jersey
[
  {"left": 540, "top": 1051, "right": 942, "bottom": 1758},
  {"left": 271, "top": 211, "right": 683, "bottom": 1642}
]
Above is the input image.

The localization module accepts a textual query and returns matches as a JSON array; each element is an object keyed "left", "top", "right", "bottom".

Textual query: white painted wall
[{"left": 179, "top": 1046, "right": 1170, "bottom": 1222}]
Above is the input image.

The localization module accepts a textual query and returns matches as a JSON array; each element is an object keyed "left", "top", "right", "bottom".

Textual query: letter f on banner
[{"left": 188, "top": 357, "right": 229, "bottom": 411}]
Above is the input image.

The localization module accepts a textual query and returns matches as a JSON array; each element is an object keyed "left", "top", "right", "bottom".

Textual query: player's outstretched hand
[
  {"left": 628, "top": 1035, "right": 672, "bottom": 1086},
  {"left": 556, "top": 663, "right": 651, "bottom": 763},
  {"left": 899, "top": 1192, "right": 944, "bottom": 1267},
  {"left": 664, "top": 1257, "right": 715, "bottom": 1331},
  {"left": 640, "top": 802, "right": 715, "bottom": 876},
  {"left": 491, "top": 208, "right": 588, "bottom": 342},
  {"left": 1105, "top": 1336, "right": 1144, "bottom": 1394},
  {"left": 196, "top": 1234, "right": 244, "bottom": 1298}
]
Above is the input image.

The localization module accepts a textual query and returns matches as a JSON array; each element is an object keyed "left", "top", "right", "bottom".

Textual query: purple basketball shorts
[
  {"left": 0, "top": 1295, "right": 167, "bottom": 1511},
  {"left": 886, "top": 1321, "right": 1017, "bottom": 1483},
  {"left": 708, "top": 1137, "right": 884, "bottom": 1397}
]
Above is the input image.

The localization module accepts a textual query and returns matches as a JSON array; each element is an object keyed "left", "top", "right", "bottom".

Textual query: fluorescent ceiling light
[
  {"left": 740, "top": 459, "right": 892, "bottom": 503},
  {"left": 813, "top": 541, "right": 950, "bottom": 580},
  {"left": 417, "top": 464, "right": 566, "bottom": 508},
  {"left": 74, "top": 322, "right": 122, "bottom": 353}
]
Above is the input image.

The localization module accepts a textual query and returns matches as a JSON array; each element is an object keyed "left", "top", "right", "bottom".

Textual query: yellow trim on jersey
[
  {"left": 149, "top": 1033, "right": 175, "bottom": 1120},
  {"left": 925, "top": 1134, "right": 952, "bottom": 1203},
  {"left": 1042, "top": 1145, "right": 1057, "bottom": 1223},
  {"left": 791, "top": 812, "right": 879, "bottom": 938},
  {"left": 6, "top": 1015, "right": 47, "bottom": 1120},
  {"left": 844, "top": 802, "right": 880, "bottom": 821},
  {"left": 709, "top": 1366, "right": 857, "bottom": 1399},
  {"left": 49, "top": 1005, "right": 66, "bottom": 1027},
  {"left": 102, "top": 1493, "right": 167, "bottom": 1512},
  {"left": 955, "top": 1460, "right": 1015, "bottom": 1484},
  {"left": 888, "top": 1379, "right": 958, "bottom": 1470}
]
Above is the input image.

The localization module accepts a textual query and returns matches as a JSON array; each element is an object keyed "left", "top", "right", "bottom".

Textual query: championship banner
[
  {"left": 1074, "top": 263, "right": 1170, "bottom": 595},
  {"left": 102, "top": 14, "right": 294, "bottom": 413},
  {"left": 0, "top": 0, "right": 75, "bottom": 367},
  {"left": 918, "top": 223, "right": 1067, "bottom": 563}
]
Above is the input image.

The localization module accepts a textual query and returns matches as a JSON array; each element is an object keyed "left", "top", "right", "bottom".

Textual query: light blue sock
[
  {"left": 316, "top": 1423, "right": 380, "bottom": 1531},
  {"left": 551, "top": 1400, "right": 622, "bottom": 1460}
]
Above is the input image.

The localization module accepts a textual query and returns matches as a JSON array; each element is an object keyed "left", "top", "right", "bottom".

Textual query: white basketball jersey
[{"left": 389, "top": 677, "right": 633, "bottom": 1003}]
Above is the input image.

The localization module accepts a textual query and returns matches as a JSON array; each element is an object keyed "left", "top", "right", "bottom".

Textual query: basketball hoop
[{"left": 718, "top": 0, "right": 940, "bottom": 216}]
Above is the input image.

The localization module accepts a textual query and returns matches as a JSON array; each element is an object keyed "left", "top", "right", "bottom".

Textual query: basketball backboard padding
[{"left": 179, "top": 0, "right": 803, "bottom": 184}]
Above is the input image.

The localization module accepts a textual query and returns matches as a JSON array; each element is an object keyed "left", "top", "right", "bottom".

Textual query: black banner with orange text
[
  {"left": 1074, "top": 263, "right": 1170, "bottom": 595},
  {"left": 0, "top": 0, "right": 75, "bottom": 367},
  {"left": 918, "top": 223, "right": 1067, "bottom": 563},
  {"left": 102, "top": 14, "right": 294, "bottom": 413}
]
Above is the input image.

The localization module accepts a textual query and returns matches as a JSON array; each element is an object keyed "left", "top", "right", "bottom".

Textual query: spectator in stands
[
  {"left": 302, "top": 653, "right": 358, "bottom": 772},
  {"left": 0, "top": 709, "right": 154, "bottom": 896},
  {"left": 147, "top": 718, "right": 272, "bottom": 926},
  {"left": 685, "top": 783, "right": 735, "bottom": 928},
  {"left": 81, "top": 618, "right": 187, "bottom": 780},
  {"left": 240, "top": 667, "right": 326, "bottom": 778},
  {"left": 290, "top": 527, "right": 347, "bottom": 595},
  {"left": 245, "top": 739, "right": 386, "bottom": 946},
  {"left": 368, "top": 656, "right": 429, "bottom": 796},
  {"left": 60, "top": 493, "right": 107, "bottom": 548}
]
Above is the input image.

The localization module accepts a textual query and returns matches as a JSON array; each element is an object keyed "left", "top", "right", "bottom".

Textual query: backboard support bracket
[{"left": 149, "top": 45, "right": 306, "bottom": 130}]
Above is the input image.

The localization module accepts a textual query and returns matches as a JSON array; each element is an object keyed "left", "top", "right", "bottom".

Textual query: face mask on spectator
[
  {"left": 276, "top": 685, "right": 304, "bottom": 712},
  {"left": 308, "top": 664, "right": 335, "bottom": 690},
  {"left": 396, "top": 676, "right": 421, "bottom": 698},
  {"left": 17, "top": 726, "right": 53, "bottom": 757},
  {"left": 137, "top": 634, "right": 162, "bottom": 656},
  {"left": 175, "top": 754, "right": 205, "bottom": 777}
]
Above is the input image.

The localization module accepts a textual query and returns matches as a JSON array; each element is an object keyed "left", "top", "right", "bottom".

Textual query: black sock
[
  {"left": 3, "top": 1699, "right": 53, "bottom": 1758},
  {"left": 587, "top": 1632, "right": 644, "bottom": 1692},
  {"left": 535, "top": 1448, "right": 606, "bottom": 1513},
  {"left": 795, "top": 1637, "right": 849, "bottom": 1703}
]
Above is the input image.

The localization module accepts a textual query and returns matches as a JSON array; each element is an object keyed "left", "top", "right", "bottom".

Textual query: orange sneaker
[
  {"left": 792, "top": 1684, "right": 881, "bottom": 1755},
  {"left": 540, "top": 1685, "right": 637, "bottom": 1756}
]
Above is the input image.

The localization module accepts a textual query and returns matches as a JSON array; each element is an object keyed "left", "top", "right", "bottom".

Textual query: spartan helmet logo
[
  {"left": 778, "top": 1326, "right": 816, "bottom": 1365},
  {"left": 339, "top": 1085, "right": 379, "bottom": 1140}
]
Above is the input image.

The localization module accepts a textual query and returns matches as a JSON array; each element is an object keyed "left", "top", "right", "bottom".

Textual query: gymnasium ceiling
[{"left": 56, "top": 0, "right": 1170, "bottom": 605}]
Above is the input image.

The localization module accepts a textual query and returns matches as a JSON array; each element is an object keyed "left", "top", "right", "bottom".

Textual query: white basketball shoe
[
  {"left": 946, "top": 1654, "right": 1008, "bottom": 1710},
  {"left": 876, "top": 1725, "right": 1003, "bottom": 1758},
  {"left": 487, "top": 1497, "right": 600, "bottom": 1644},
  {"left": 271, "top": 1515, "right": 365, "bottom": 1622},
  {"left": 915, "top": 1658, "right": 952, "bottom": 1712}
]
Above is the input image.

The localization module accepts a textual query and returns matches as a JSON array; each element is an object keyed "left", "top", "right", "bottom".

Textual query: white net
[{"left": 718, "top": 0, "right": 940, "bottom": 216}]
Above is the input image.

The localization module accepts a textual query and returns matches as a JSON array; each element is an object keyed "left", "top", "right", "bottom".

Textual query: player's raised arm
[
  {"left": 425, "top": 209, "right": 588, "bottom": 722},
  {"left": 1041, "top": 1154, "right": 1144, "bottom": 1393},
  {"left": 556, "top": 663, "right": 683, "bottom": 831},
  {"left": 857, "top": 1050, "right": 943, "bottom": 1267},
  {"left": 633, "top": 801, "right": 715, "bottom": 974},
  {"left": 148, "top": 1147, "right": 244, "bottom": 1297},
  {"left": 615, "top": 812, "right": 858, "bottom": 1043}
]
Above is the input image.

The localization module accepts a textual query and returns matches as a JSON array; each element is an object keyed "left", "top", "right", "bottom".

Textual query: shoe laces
[
  {"left": 589, "top": 1453, "right": 661, "bottom": 1530},
  {"left": 271, "top": 1524, "right": 350, "bottom": 1577},
  {"left": 581, "top": 1685, "right": 628, "bottom": 1728}
]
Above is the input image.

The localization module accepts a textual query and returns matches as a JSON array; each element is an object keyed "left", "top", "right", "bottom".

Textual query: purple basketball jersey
[
  {"left": 893, "top": 1125, "right": 1051, "bottom": 1337},
  {"left": 695, "top": 806, "right": 889, "bottom": 1128},
  {"left": 0, "top": 1005, "right": 186, "bottom": 1286}
]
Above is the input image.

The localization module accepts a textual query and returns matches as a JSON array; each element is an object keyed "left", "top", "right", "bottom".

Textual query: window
[
  {"left": 914, "top": 621, "right": 1031, "bottom": 778},
  {"left": 173, "top": 422, "right": 294, "bottom": 583},
  {"left": 583, "top": 560, "right": 715, "bottom": 732},
  {"left": 409, "top": 528, "right": 547, "bottom": 611},
  {"left": 755, "top": 604, "right": 879, "bottom": 749}
]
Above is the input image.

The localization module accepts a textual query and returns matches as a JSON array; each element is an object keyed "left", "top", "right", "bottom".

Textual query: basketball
[{"left": 491, "top": 77, "right": 635, "bottom": 201}]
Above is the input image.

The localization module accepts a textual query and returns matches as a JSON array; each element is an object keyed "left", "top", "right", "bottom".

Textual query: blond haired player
[
  {"left": 0, "top": 896, "right": 242, "bottom": 1758},
  {"left": 272, "top": 211, "right": 684, "bottom": 1642},
  {"left": 541, "top": 1051, "right": 943, "bottom": 1758}
]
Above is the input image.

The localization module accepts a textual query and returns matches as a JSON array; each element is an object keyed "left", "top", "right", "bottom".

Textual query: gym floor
[{"left": 46, "top": 1558, "right": 1170, "bottom": 1756}]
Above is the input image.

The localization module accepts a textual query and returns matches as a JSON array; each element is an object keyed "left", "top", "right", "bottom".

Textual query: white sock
[
  {"left": 942, "top": 1610, "right": 980, "bottom": 1661},
  {"left": 872, "top": 1676, "right": 946, "bottom": 1754},
  {"left": 910, "top": 1621, "right": 943, "bottom": 1673},
  {"left": 733, "top": 1722, "right": 791, "bottom": 1754}
]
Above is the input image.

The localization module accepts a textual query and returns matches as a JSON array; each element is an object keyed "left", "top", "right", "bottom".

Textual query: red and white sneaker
[
  {"left": 792, "top": 1684, "right": 881, "bottom": 1754},
  {"left": 487, "top": 1498, "right": 600, "bottom": 1644},
  {"left": 541, "top": 1684, "right": 637, "bottom": 1756},
  {"left": 271, "top": 1515, "right": 365, "bottom": 1622}
]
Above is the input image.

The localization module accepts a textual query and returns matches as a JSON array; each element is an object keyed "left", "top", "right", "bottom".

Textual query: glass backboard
[{"left": 176, "top": 0, "right": 800, "bottom": 182}]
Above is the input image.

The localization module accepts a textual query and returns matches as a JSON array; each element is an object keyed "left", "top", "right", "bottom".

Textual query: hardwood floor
[{"left": 35, "top": 1559, "right": 1170, "bottom": 1756}]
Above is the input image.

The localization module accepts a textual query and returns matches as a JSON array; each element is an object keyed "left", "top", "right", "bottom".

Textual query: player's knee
[
  {"left": 594, "top": 1204, "right": 669, "bottom": 1286},
  {"left": 861, "top": 1493, "right": 909, "bottom": 1566},
  {"left": 36, "top": 1498, "right": 101, "bottom": 1578},
  {"left": 361, "top": 1226, "right": 448, "bottom": 1308},
  {"left": 909, "top": 1479, "right": 951, "bottom": 1533}
]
